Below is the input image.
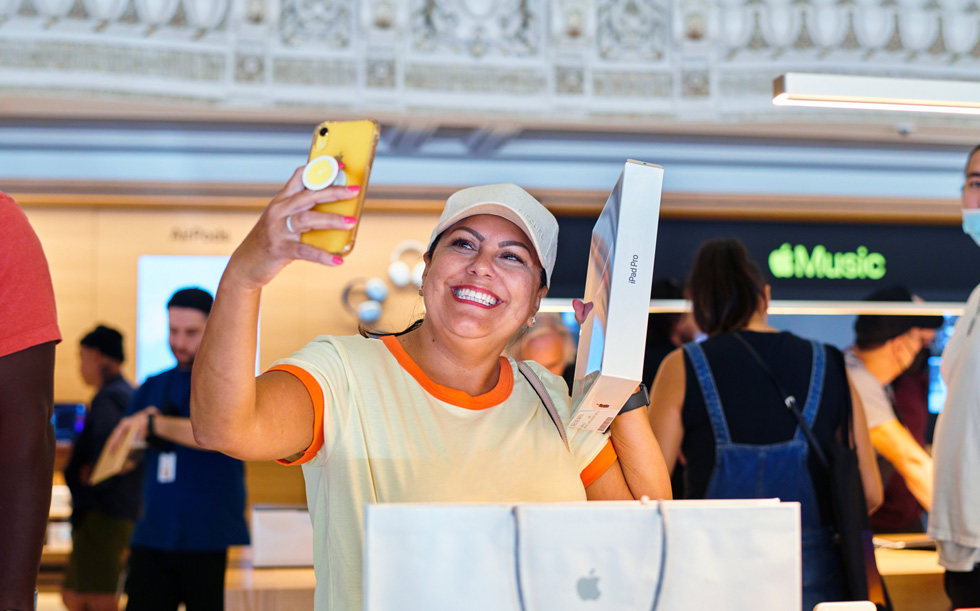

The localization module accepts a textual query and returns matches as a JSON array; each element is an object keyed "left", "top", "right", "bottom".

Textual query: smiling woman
[{"left": 189, "top": 175, "right": 672, "bottom": 611}]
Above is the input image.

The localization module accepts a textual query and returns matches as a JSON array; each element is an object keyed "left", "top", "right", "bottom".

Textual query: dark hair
[
  {"left": 967, "top": 144, "right": 980, "bottom": 177},
  {"left": 168, "top": 287, "right": 213, "bottom": 316},
  {"left": 853, "top": 284, "right": 943, "bottom": 350},
  {"left": 687, "top": 238, "right": 766, "bottom": 337},
  {"left": 80, "top": 324, "right": 125, "bottom": 362},
  {"left": 364, "top": 227, "right": 546, "bottom": 338}
]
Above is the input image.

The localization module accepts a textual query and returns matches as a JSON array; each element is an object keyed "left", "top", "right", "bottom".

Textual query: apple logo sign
[{"left": 576, "top": 569, "right": 600, "bottom": 601}]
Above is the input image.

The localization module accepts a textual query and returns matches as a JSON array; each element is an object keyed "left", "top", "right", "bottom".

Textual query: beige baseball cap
[{"left": 428, "top": 184, "right": 558, "bottom": 287}]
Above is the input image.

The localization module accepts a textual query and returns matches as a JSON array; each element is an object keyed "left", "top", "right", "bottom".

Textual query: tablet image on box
[{"left": 570, "top": 160, "right": 663, "bottom": 432}]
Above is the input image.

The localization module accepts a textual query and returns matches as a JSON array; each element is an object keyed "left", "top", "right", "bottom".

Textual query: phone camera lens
[{"left": 319, "top": 127, "right": 329, "bottom": 137}]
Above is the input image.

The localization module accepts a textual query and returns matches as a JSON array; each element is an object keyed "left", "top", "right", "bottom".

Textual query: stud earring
[{"left": 530, "top": 316, "right": 536, "bottom": 326}]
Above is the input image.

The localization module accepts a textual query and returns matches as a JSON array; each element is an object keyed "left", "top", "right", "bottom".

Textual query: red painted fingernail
[
  {"left": 332, "top": 256, "right": 344, "bottom": 265},
  {"left": 343, "top": 216, "right": 358, "bottom": 224},
  {"left": 347, "top": 185, "right": 361, "bottom": 193}
]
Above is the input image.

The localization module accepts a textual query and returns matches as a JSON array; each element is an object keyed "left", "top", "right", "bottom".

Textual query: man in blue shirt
[{"left": 110, "top": 288, "right": 249, "bottom": 611}]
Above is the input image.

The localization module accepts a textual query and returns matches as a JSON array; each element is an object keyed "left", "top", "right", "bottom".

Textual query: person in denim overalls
[
  {"left": 649, "top": 238, "right": 883, "bottom": 611},
  {"left": 686, "top": 338, "right": 844, "bottom": 610}
]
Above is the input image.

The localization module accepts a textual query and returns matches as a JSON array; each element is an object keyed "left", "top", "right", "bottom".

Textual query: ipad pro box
[{"left": 570, "top": 160, "right": 663, "bottom": 432}]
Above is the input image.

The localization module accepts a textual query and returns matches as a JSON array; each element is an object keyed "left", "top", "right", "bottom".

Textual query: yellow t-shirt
[{"left": 271, "top": 334, "right": 616, "bottom": 611}]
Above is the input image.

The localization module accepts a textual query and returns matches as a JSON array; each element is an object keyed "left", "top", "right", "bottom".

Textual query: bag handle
[
  {"left": 516, "top": 361, "right": 570, "bottom": 452},
  {"left": 732, "top": 333, "right": 831, "bottom": 469}
]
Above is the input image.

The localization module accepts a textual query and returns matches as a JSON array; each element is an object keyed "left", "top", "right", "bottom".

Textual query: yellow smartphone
[{"left": 300, "top": 119, "right": 380, "bottom": 256}]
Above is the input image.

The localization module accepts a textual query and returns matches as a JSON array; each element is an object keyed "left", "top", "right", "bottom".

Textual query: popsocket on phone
[{"left": 302, "top": 155, "right": 347, "bottom": 190}]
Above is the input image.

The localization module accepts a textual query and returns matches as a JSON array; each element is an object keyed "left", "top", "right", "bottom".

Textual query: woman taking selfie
[
  {"left": 647, "top": 238, "right": 882, "bottom": 611},
  {"left": 190, "top": 169, "right": 671, "bottom": 610}
]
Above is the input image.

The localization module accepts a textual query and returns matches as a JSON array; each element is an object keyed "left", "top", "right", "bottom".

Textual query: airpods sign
[{"left": 768, "top": 243, "right": 887, "bottom": 280}]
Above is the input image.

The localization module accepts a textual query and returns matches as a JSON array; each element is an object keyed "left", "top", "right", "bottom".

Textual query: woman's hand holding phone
[{"left": 225, "top": 166, "right": 360, "bottom": 290}]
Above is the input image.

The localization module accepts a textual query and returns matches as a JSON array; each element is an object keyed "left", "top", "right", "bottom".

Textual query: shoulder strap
[
  {"left": 516, "top": 361, "right": 570, "bottom": 452},
  {"left": 732, "top": 333, "right": 831, "bottom": 469}
]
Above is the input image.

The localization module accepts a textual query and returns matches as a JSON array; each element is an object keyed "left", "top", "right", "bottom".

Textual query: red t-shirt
[{"left": 0, "top": 191, "right": 61, "bottom": 357}]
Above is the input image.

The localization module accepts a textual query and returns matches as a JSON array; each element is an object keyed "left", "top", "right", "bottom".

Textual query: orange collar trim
[{"left": 381, "top": 335, "right": 514, "bottom": 410}]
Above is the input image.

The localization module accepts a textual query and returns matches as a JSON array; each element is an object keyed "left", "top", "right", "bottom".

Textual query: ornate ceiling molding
[{"left": 0, "top": 0, "right": 978, "bottom": 138}]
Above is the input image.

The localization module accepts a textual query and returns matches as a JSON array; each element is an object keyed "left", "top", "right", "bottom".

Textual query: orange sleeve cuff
[
  {"left": 580, "top": 439, "right": 617, "bottom": 488},
  {"left": 268, "top": 364, "right": 325, "bottom": 466}
]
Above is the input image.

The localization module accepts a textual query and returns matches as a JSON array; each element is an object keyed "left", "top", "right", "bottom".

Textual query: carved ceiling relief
[
  {"left": 410, "top": 0, "right": 545, "bottom": 57},
  {"left": 279, "top": 0, "right": 353, "bottom": 47},
  {"left": 9, "top": 0, "right": 230, "bottom": 33},
  {"left": 596, "top": 0, "right": 670, "bottom": 60},
  {"left": 718, "top": 0, "right": 980, "bottom": 64}
]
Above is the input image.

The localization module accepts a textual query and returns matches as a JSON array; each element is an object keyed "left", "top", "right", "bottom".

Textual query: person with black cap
[
  {"left": 106, "top": 287, "right": 249, "bottom": 611},
  {"left": 62, "top": 325, "right": 139, "bottom": 611},
  {"left": 845, "top": 285, "right": 942, "bottom": 529}
]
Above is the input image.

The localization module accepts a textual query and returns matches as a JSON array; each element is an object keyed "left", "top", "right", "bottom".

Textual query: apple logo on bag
[{"left": 576, "top": 569, "right": 600, "bottom": 601}]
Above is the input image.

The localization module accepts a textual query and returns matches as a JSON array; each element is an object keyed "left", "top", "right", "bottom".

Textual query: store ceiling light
[{"left": 773, "top": 73, "right": 980, "bottom": 115}]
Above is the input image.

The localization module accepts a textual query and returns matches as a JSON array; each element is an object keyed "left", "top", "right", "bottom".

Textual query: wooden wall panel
[{"left": 24, "top": 207, "right": 99, "bottom": 404}]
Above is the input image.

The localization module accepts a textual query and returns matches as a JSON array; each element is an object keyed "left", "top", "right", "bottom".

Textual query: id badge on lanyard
[{"left": 158, "top": 452, "right": 177, "bottom": 483}]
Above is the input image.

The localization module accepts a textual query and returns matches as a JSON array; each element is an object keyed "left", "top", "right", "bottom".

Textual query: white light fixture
[{"left": 773, "top": 72, "right": 980, "bottom": 115}]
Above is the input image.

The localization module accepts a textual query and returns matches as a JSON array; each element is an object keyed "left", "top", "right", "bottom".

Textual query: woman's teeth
[{"left": 453, "top": 288, "right": 499, "bottom": 306}]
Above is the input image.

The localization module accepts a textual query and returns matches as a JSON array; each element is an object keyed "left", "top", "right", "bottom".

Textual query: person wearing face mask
[
  {"left": 845, "top": 285, "right": 942, "bottom": 527},
  {"left": 188, "top": 175, "right": 672, "bottom": 611},
  {"left": 928, "top": 143, "right": 980, "bottom": 609}
]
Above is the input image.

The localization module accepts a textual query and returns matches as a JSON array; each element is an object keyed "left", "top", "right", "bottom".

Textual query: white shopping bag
[
  {"left": 655, "top": 499, "right": 802, "bottom": 611},
  {"left": 364, "top": 500, "right": 801, "bottom": 611},
  {"left": 516, "top": 502, "right": 663, "bottom": 611},
  {"left": 363, "top": 504, "right": 522, "bottom": 611}
]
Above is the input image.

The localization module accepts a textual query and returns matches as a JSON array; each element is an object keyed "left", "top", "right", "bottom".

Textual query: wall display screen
[{"left": 136, "top": 255, "right": 259, "bottom": 384}]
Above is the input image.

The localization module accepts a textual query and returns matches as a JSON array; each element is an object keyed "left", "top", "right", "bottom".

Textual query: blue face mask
[{"left": 964, "top": 209, "right": 980, "bottom": 248}]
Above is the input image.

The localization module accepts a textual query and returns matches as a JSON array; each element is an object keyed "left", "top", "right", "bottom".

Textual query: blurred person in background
[
  {"left": 643, "top": 277, "right": 698, "bottom": 498},
  {"left": 0, "top": 191, "right": 61, "bottom": 611},
  {"left": 648, "top": 238, "right": 881, "bottom": 611},
  {"left": 929, "top": 143, "right": 980, "bottom": 608},
  {"left": 507, "top": 312, "right": 576, "bottom": 386},
  {"left": 106, "top": 288, "right": 249, "bottom": 611},
  {"left": 62, "top": 325, "right": 141, "bottom": 611},
  {"left": 845, "top": 285, "right": 941, "bottom": 532}
]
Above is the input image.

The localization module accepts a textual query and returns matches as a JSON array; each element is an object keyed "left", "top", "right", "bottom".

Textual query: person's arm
[
  {"left": 0, "top": 342, "right": 56, "bottom": 610},
  {"left": 110, "top": 408, "right": 210, "bottom": 450},
  {"left": 869, "top": 418, "right": 932, "bottom": 510},
  {"left": 585, "top": 407, "right": 673, "bottom": 500},
  {"left": 847, "top": 376, "right": 883, "bottom": 514},
  {"left": 647, "top": 348, "right": 686, "bottom": 473},
  {"left": 191, "top": 169, "right": 358, "bottom": 461}
]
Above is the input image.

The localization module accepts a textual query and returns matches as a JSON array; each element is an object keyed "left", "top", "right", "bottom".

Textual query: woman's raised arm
[{"left": 190, "top": 168, "right": 359, "bottom": 460}]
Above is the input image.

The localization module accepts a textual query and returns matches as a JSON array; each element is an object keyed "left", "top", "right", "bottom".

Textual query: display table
[
  {"left": 875, "top": 534, "right": 950, "bottom": 611},
  {"left": 225, "top": 546, "right": 315, "bottom": 611}
]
